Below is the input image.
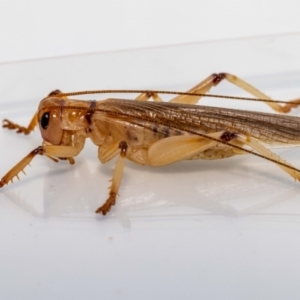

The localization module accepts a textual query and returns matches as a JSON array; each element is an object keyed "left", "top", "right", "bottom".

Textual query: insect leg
[
  {"left": 0, "top": 143, "right": 84, "bottom": 188},
  {"left": 0, "top": 146, "right": 56, "bottom": 187},
  {"left": 234, "top": 135, "right": 300, "bottom": 181},
  {"left": 148, "top": 131, "right": 227, "bottom": 166},
  {"left": 135, "top": 91, "right": 163, "bottom": 102},
  {"left": 2, "top": 90, "right": 67, "bottom": 135},
  {"left": 147, "top": 131, "right": 300, "bottom": 180},
  {"left": 170, "top": 74, "right": 222, "bottom": 104},
  {"left": 3, "top": 111, "right": 38, "bottom": 135},
  {"left": 96, "top": 141, "right": 128, "bottom": 215},
  {"left": 170, "top": 73, "right": 300, "bottom": 113}
]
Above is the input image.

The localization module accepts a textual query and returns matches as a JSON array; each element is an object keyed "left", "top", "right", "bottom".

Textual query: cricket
[{"left": 1, "top": 72, "right": 300, "bottom": 215}]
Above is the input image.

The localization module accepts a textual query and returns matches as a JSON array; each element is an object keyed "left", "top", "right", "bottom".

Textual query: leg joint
[
  {"left": 220, "top": 131, "right": 237, "bottom": 142},
  {"left": 32, "top": 146, "right": 44, "bottom": 156},
  {"left": 119, "top": 141, "right": 128, "bottom": 157},
  {"left": 212, "top": 73, "right": 226, "bottom": 85}
]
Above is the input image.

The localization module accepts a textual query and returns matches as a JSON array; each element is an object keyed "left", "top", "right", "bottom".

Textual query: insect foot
[
  {"left": 95, "top": 193, "right": 116, "bottom": 215},
  {"left": 3, "top": 119, "right": 30, "bottom": 135}
]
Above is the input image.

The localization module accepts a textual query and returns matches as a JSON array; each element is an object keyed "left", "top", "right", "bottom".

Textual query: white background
[
  {"left": 0, "top": 0, "right": 300, "bottom": 63},
  {"left": 1, "top": 2, "right": 300, "bottom": 300}
]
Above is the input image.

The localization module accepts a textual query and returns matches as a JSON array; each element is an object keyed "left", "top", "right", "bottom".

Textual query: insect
[{"left": 1, "top": 72, "right": 300, "bottom": 215}]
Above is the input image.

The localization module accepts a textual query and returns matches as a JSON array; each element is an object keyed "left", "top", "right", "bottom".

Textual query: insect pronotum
[{"left": 1, "top": 72, "right": 300, "bottom": 215}]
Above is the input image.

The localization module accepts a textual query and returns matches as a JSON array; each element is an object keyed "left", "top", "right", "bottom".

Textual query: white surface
[
  {"left": 1, "top": 0, "right": 300, "bottom": 63},
  {"left": 1, "top": 34, "right": 300, "bottom": 299}
]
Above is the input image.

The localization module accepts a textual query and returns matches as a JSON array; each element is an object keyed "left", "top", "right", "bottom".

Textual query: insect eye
[
  {"left": 40, "top": 112, "right": 50, "bottom": 129},
  {"left": 38, "top": 109, "right": 63, "bottom": 145}
]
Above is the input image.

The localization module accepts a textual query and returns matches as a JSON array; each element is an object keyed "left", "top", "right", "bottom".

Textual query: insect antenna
[{"left": 56, "top": 89, "right": 299, "bottom": 106}]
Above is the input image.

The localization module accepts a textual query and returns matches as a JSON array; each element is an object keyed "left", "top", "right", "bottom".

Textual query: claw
[
  {"left": 95, "top": 193, "right": 116, "bottom": 215},
  {"left": 2, "top": 119, "right": 30, "bottom": 135}
]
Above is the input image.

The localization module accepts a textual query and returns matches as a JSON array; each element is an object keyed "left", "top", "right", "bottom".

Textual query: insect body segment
[{"left": 2, "top": 72, "right": 300, "bottom": 215}]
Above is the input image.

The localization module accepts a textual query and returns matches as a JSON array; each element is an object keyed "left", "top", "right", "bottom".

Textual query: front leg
[
  {"left": 0, "top": 144, "right": 83, "bottom": 188},
  {"left": 96, "top": 141, "right": 128, "bottom": 215}
]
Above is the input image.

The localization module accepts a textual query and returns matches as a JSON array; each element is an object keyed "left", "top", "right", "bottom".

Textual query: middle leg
[{"left": 96, "top": 141, "right": 128, "bottom": 215}]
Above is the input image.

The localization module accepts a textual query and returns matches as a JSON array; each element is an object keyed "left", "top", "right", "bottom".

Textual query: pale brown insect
[{"left": 2, "top": 72, "right": 300, "bottom": 215}]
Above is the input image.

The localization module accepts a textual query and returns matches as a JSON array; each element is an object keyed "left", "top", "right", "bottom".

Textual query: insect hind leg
[
  {"left": 169, "top": 72, "right": 300, "bottom": 113},
  {"left": 135, "top": 91, "right": 163, "bottom": 102},
  {"left": 234, "top": 134, "right": 300, "bottom": 181},
  {"left": 147, "top": 131, "right": 233, "bottom": 166}
]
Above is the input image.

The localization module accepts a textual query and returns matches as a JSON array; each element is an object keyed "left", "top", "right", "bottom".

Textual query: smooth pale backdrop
[
  {"left": 1, "top": 2, "right": 300, "bottom": 300},
  {"left": 0, "top": 0, "right": 299, "bottom": 63}
]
